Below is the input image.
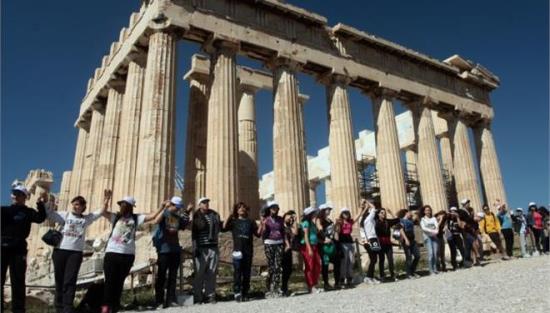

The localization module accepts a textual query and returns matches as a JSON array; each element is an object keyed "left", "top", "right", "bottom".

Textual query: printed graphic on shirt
[
  {"left": 63, "top": 218, "right": 86, "bottom": 239},
  {"left": 111, "top": 217, "right": 137, "bottom": 244}
]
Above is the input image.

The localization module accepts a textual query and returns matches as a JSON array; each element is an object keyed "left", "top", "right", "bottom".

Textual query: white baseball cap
[
  {"left": 117, "top": 196, "right": 136, "bottom": 207},
  {"left": 528, "top": 202, "right": 537, "bottom": 207},
  {"left": 197, "top": 197, "right": 210, "bottom": 206},
  {"left": 340, "top": 207, "right": 350, "bottom": 214},
  {"left": 11, "top": 185, "right": 29, "bottom": 197},
  {"left": 516, "top": 207, "right": 524, "bottom": 212},
  {"left": 170, "top": 196, "right": 183, "bottom": 209},
  {"left": 304, "top": 206, "right": 319, "bottom": 216},
  {"left": 319, "top": 203, "right": 333, "bottom": 211},
  {"left": 460, "top": 198, "right": 470, "bottom": 205},
  {"left": 267, "top": 201, "right": 279, "bottom": 209},
  {"left": 449, "top": 206, "right": 458, "bottom": 212}
]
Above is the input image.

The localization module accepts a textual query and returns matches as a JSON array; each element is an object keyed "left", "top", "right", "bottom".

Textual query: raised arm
[
  {"left": 31, "top": 193, "right": 48, "bottom": 223},
  {"left": 144, "top": 200, "right": 168, "bottom": 223},
  {"left": 101, "top": 189, "right": 114, "bottom": 220}
]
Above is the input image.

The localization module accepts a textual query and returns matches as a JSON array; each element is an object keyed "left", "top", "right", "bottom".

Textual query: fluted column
[
  {"left": 404, "top": 147, "right": 417, "bottom": 180},
  {"left": 69, "top": 126, "right": 89, "bottom": 198},
  {"left": 326, "top": 75, "right": 360, "bottom": 214},
  {"left": 324, "top": 177, "right": 332, "bottom": 204},
  {"left": 113, "top": 61, "right": 145, "bottom": 204},
  {"left": 58, "top": 171, "right": 72, "bottom": 211},
  {"left": 205, "top": 40, "right": 239, "bottom": 219},
  {"left": 412, "top": 104, "right": 448, "bottom": 213},
  {"left": 93, "top": 88, "right": 123, "bottom": 234},
  {"left": 183, "top": 78, "right": 209, "bottom": 207},
  {"left": 474, "top": 121, "right": 507, "bottom": 209},
  {"left": 272, "top": 59, "right": 308, "bottom": 215},
  {"left": 238, "top": 86, "right": 260, "bottom": 218},
  {"left": 80, "top": 106, "right": 105, "bottom": 206},
  {"left": 298, "top": 94, "right": 311, "bottom": 207},
  {"left": 370, "top": 89, "right": 408, "bottom": 213},
  {"left": 135, "top": 31, "right": 177, "bottom": 213},
  {"left": 450, "top": 115, "right": 483, "bottom": 211}
]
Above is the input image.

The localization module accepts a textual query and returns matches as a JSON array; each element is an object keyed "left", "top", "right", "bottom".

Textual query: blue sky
[{"left": 1, "top": 0, "right": 548, "bottom": 209}]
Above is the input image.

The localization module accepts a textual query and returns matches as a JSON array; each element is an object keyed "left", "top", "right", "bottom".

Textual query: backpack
[{"left": 152, "top": 222, "right": 164, "bottom": 251}]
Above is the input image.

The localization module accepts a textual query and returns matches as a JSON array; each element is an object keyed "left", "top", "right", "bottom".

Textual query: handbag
[{"left": 42, "top": 228, "right": 63, "bottom": 247}]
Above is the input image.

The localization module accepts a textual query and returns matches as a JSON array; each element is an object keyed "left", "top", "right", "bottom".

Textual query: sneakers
[
  {"left": 363, "top": 277, "right": 380, "bottom": 285},
  {"left": 234, "top": 293, "right": 242, "bottom": 302}
]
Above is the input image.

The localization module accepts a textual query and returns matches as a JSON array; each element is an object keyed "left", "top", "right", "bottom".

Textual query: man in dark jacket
[
  {"left": 191, "top": 197, "right": 222, "bottom": 304},
  {"left": 1, "top": 185, "right": 47, "bottom": 312}
]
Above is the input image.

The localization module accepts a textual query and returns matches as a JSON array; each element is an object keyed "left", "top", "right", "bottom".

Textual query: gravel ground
[{"left": 129, "top": 255, "right": 550, "bottom": 313}]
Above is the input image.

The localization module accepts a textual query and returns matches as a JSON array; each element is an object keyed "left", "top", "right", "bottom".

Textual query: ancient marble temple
[{"left": 56, "top": 0, "right": 505, "bottom": 238}]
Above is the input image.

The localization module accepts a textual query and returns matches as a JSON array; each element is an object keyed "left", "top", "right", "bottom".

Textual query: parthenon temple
[{"left": 57, "top": 0, "right": 506, "bottom": 238}]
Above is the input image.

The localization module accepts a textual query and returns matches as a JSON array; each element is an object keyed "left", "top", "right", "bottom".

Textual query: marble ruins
[{"left": 49, "top": 0, "right": 505, "bottom": 240}]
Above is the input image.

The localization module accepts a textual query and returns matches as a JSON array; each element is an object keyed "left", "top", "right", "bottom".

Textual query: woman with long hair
[
  {"left": 300, "top": 207, "right": 322, "bottom": 293},
  {"left": 359, "top": 199, "right": 379, "bottom": 284},
  {"left": 258, "top": 202, "right": 285, "bottom": 298},
  {"left": 101, "top": 195, "right": 165, "bottom": 313},
  {"left": 420, "top": 205, "right": 439, "bottom": 275},
  {"left": 374, "top": 208, "right": 400, "bottom": 281},
  {"left": 223, "top": 202, "right": 260, "bottom": 302},
  {"left": 281, "top": 210, "right": 298, "bottom": 296},
  {"left": 334, "top": 205, "right": 366, "bottom": 287}
]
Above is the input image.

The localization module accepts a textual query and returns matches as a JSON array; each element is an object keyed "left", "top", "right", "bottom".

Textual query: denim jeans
[
  {"left": 403, "top": 242, "right": 420, "bottom": 276},
  {"left": 424, "top": 237, "right": 439, "bottom": 273}
]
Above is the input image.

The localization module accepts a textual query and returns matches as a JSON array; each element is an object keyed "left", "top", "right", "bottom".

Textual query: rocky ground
[{"left": 128, "top": 255, "right": 550, "bottom": 313}]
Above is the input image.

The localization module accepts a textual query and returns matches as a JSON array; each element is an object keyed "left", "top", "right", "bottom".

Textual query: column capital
[
  {"left": 365, "top": 86, "right": 399, "bottom": 100},
  {"left": 91, "top": 99, "right": 106, "bottom": 114},
  {"left": 318, "top": 72, "right": 352, "bottom": 86},
  {"left": 298, "top": 93, "right": 310, "bottom": 106},
  {"left": 473, "top": 117, "right": 493, "bottom": 130},
  {"left": 203, "top": 37, "right": 240, "bottom": 55},
  {"left": 265, "top": 56, "right": 303, "bottom": 72}
]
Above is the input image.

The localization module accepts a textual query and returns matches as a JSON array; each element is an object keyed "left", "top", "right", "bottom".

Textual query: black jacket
[{"left": 1, "top": 202, "right": 46, "bottom": 253}]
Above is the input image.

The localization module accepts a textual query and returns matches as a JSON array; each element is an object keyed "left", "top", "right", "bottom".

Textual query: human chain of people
[{"left": 2, "top": 185, "right": 548, "bottom": 313}]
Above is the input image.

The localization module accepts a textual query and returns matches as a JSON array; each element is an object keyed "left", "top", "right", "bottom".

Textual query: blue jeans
[
  {"left": 424, "top": 237, "right": 439, "bottom": 273},
  {"left": 403, "top": 241, "right": 420, "bottom": 276}
]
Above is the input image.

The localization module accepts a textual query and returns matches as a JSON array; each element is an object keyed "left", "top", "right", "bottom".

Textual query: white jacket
[{"left": 360, "top": 209, "right": 377, "bottom": 240}]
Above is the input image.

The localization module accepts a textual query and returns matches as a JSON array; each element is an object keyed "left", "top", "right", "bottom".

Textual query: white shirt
[
  {"left": 360, "top": 209, "right": 377, "bottom": 240},
  {"left": 105, "top": 214, "right": 146, "bottom": 255},
  {"left": 47, "top": 209, "right": 102, "bottom": 251},
  {"left": 420, "top": 216, "right": 439, "bottom": 240}
]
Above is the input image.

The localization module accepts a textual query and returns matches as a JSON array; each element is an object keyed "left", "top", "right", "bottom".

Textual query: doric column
[
  {"left": 113, "top": 61, "right": 145, "bottom": 204},
  {"left": 69, "top": 126, "right": 89, "bottom": 198},
  {"left": 183, "top": 76, "right": 209, "bottom": 207},
  {"left": 474, "top": 121, "right": 508, "bottom": 208},
  {"left": 308, "top": 180, "right": 319, "bottom": 209},
  {"left": 58, "top": 171, "right": 72, "bottom": 211},
  {"left": 324, "top": 177, "right": 332, "bottom": 204},
  {"left": 134, "top": 31, "right": 177, "bottom": 213},
  {"left": 370, "top": 89, "right": 408, "bottom": 214},
  {"left": 271, "top": 58, "right": 308, "bottom": 215},
  {"left": 404, "top": 147, "right": 417, "bottom": 181},
  {"left": 238, "top": 85, "right": 260, "bottom": 218},
  {"left": 204, "top": 40, "right": 240, "bottom": 219},
  {"left": 80, "top": 105, "right": 105, "bottom": 206},
  {"left": 449, "top": 115, "right": 483, "bottom": 211},
  {"left": 432, "top": 110, "right": 454, "bottom": 179},
  {"left": 93, "top": 88, "right": 123, "bottom": 234},
  {"left": 411, "top": 103, "right": 448, "bottom": 213},
  {"left": 325, "top": 75, "right": 360, "bottom": 214},
  {"left": 298, "top": 94, "right": 311, "bottom": 207}
]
